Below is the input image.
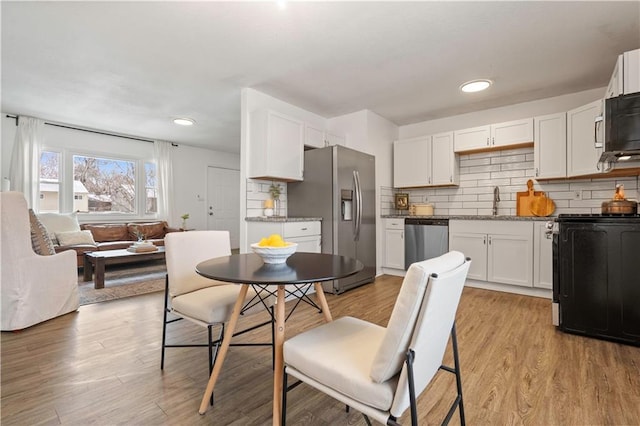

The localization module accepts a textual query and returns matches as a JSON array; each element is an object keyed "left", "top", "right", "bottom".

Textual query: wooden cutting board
[
  {"left": 516, "top": 179, "right": 544, "bottom": 216},
  {"left": 530, "top": 193, "right": 556, "bottom": 217}
]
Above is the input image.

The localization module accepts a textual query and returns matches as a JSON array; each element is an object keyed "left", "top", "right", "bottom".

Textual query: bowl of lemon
[{"left": 251, "top": 234, "right": 298, "bottom": 264}]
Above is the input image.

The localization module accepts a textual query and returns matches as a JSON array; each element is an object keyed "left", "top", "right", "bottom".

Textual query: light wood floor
[{"left": 2, "top": 276, "right": 639, "bottom": 425}]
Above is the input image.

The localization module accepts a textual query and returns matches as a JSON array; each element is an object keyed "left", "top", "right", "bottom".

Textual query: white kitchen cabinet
[
  {"left": 605, "top": 49, "right": 640, "bottom": 98},
  {"left": 453, "top": 125, "right": 490, "bottom": 152},
  {"left": 623, "top": 49, "right": 640, "bottom": 95},
  {"left": 534, "top": 112, "right": 567, "bottom": 179},
  {"left": 247, "top": 221, "right": 321, "bottom": 253},
  {"left": 326, "top": 132, "right": 346, "bottom": 146},
  {"left": 606, "top": 55, "right": 624, "bottom": 99},
  {"left": 567, "top": 99, "right": 603, "bottom": 177},
  {"left": 383, "top": 218, "right": 405, "bottom": 269},
  {"left": 533, "top": 221, "right": 553, "bottom": 290},
  {"left": 431, "top": 131, "right": 458, "bottom": 185},
  {"left": 449, "top": 220, "right": 533, "bottom": 287},
  {"left": 394, "top": 136, "right": 431, "bottom": 188},
  {"left": 454, "top": 118, "right": 533, "bottom": 152},
  {"left": 393, "top": 132, "right": 457, "bottom": 188},
  {"left": 249, "top": 109, "right": 304, "bottom": 181},
  {"left": 305, "top": 124, "right": 325, "bottom": 149}
]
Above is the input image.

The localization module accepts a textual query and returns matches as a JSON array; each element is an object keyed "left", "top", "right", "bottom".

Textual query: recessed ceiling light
[
  {"left": 173, "top": 118, "right": 195, "bottom": 126},
  {"left": 460, "top": 79, "right": 493, "bottom": 93}
]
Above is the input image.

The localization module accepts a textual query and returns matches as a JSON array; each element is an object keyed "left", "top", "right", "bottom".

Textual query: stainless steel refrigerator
[{"left": 288, "top": 145, "right": 376, "bottom": 294}]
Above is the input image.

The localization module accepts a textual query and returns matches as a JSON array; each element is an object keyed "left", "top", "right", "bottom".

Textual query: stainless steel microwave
[{"left": 599, "top": 92, "right": 640, "bottom": 163}]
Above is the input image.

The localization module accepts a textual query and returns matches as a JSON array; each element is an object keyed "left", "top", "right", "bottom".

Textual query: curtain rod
[{"left": 5, "top": 114, "right": 178, "bottom": 146}]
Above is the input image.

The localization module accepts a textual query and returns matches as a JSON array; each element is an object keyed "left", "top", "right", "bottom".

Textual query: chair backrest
[
  {"left": 165, "top": 230, "right": 231, "bottom": 297},
  {"left": 370, "top": 251, "right": 467, "bottom": 383},
  {"left": 390, "top": 258, "right": 471, "bottom": 417}
]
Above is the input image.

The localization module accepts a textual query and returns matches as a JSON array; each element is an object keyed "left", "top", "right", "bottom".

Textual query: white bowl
[{"left": 250, "top": 242, "right": 298, "bottom": 264}]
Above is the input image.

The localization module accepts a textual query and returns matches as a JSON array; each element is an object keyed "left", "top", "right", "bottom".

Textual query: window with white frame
[{"left": 38, "top": 150, "right": 157, "bottom": 217}]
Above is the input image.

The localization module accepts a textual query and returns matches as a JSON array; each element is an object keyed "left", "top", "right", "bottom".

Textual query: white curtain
[
  {"left": 154, "top": 140, "right": 175, "bottom": 225},
  {"left": 9, "top": 116, "right": 45, "bottom": 208}
]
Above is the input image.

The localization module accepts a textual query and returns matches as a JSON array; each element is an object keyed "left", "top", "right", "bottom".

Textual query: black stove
[{"left": 555, "top": 213, "right": 640, "bottom": 222}]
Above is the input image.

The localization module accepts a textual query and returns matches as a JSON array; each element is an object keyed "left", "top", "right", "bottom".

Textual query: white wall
[
  {"left": 399, "top": 88, "right": 605, "bottom": 139},
  {"left": 1, "top": 113, "right": 240, "bottom": 228}
]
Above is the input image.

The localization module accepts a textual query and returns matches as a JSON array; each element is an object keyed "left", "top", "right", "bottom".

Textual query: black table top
[{"left": 196, "top": 252, "right": 363, "bottom": 285}]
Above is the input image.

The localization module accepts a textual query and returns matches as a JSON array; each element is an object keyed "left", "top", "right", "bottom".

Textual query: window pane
[
  {"left": 145, "top": 162, "right": 157, "bottom": 214},
  {"left": 73, "top": 155, "right": 136, "bottom": 213},
  {"left": 39, "top": 151, "right": 60, "bottom": 212}
]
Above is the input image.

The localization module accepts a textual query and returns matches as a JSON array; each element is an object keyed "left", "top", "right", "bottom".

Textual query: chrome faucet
[{"left": 493, "top": 186, "right": 500, "bottom": 216}]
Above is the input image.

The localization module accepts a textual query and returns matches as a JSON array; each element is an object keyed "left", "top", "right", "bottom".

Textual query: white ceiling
[{"left": 2, "top": 1, "right": 639, "bottom": 154}]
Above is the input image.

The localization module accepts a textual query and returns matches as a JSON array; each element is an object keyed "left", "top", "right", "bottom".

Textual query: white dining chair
[
  {"left": 282, "top": 251, "right": 471, "bottom": 425},
  {"left": 161, "top": 231, "right": 275, "bottom": 403}
]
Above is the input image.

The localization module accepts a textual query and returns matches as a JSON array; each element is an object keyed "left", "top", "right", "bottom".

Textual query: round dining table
[{"left": 195, "top": 252, "right": 364, "bottom": 425}]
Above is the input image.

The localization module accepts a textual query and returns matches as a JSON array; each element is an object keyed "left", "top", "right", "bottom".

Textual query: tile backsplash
[
  {"left": 382, "top": 147, "right": 639, "bottom": 216},
  {"left": 246, "top": 179, "right": 288, "bottom": 218}
]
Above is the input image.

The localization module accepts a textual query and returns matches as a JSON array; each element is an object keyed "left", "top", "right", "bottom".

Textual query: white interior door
[{"left": 207, "top": 167, "right": 240, "bottom": 249}]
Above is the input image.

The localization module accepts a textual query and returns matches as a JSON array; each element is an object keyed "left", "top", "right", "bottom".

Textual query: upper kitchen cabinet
[
  {"left": 607, "top": 48, "right": 640, "bottom": 98},
  {"left": 394, "top": 136, "right": 430, "bottom": 187},
  {"left": 567, "top": 99, "right": 603, "bottom": 177},
  {"left": 304, "top": 125, "right": 346, "bottom": 149},
  {"left": 305, "top": 124, "right": 325, "bottom": 149},
  {"left": 249, "top": 109, "right": 304, "bottom": 181},
  {"left": 454, "top": 118, "right": 533, "bottom": 152},
  {"left": 534, "top": 112, "right": 567, "bottom": 179},
  {"left": 393, "top": 132, "right": 458, "bottom": 188}
]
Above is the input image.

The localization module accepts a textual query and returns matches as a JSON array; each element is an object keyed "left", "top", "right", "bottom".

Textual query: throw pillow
[
  {"left": 28, "top": 209, "right": 56, "bottom": 255},
  {"left": 56, "top": 230, "right": 96, "bottom": 246},
  {"left": 37, "top": 212, "right": 81, "bottom": 245}
]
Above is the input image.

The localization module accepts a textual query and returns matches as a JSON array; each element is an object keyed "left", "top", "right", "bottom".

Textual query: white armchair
[
  {"left": 282, "top": 251, "right": 471, "bottom": 425},
  {"left": 1, "top": 192, "right": 79, "bottom": 331}
]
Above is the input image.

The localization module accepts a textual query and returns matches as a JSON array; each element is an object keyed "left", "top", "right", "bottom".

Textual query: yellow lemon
[{"left": 258, "top": 237, "right": 269, "bottom": 247}]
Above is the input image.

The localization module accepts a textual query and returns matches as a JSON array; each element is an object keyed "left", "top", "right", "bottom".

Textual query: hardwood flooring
[{"left": 2, "top": 275, "right": 639, "bottom": 425}]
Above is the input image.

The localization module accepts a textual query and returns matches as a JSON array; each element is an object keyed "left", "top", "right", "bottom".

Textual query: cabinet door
[
  {"left": 623, "top": 49, "right": 640, "bottom": 95},
  {"left": 533, "top": 222, "right": 553, "bottom": 289},
  {"left": 288, "top": 235, "right": 321, "bottom": 253},
  {"left": 567, "top": 100, "right": 603, "bottom": 177},
  {"left": 534, "top": 113, "right": 567, "bottom": 179},
  {"left": 326, "top": 132, "right": 346, "bottom": 146},
  {"left": 454, "top": 125, "right": 490, "bottom": 152},
  {"left": 393, "top": 136, "right": 431, "bottom": 187},
  {"left": 305, "top": 125, "right": 325, "bottom": 148},
  {"left": 384, "top": 229, "right": 405, "bottom": 269},
  {"left": 606, "top": 55, "right": 624, "bottom": 99},
  {"left": 449, "top": 232, "right": 487, "bottom": 280},
  {"left": 491, "top": 118, "right": 533, "bottom": 147},
  {"left": 431, "top": 131, "right": 457, "bottom": 185},
  {"left": 487, "top": 233, "right": 533, "bottom": 287}
]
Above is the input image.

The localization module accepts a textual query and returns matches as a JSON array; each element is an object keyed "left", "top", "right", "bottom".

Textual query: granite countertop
[
  {"left": 381, "top": 214, "right": 553, "bottom": 222},
  {"left": 245, "top": 217, "right": 323, "bottom": 222}
]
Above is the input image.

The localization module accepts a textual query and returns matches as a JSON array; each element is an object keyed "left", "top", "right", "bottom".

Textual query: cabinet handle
[
  {"left": 301, "top": 227, "right": 308, "bottom": 231},
  {"left": 401, "top": 231, "right": 404, "bottom": 239},
  {"left": 450, "top": 175, "right": 453, "bottom": 182},
  {"left": 486, "top": 137, "right": 490, "bottom": 146},
  {"left": 488, "top": 236, "right": 492, "bottom": 245},
  {"left": 428, "top": 177, "right": 431, "bottom": 184},
  {"left": 535, "top": 167, "right": 539, "bottom": 176},
  {"left": 483, "top": 236, "right": 486, "bottom": 245},
  {"left": 492, "top": 137, "right": 495, "bottom": 145}
]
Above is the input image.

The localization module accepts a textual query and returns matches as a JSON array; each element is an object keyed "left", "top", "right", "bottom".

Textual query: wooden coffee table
[{"left": 83, "top": 247, "right": 166, "bottom": 289}]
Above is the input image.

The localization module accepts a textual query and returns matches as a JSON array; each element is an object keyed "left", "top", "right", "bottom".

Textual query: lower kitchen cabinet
[
  {"left": 450, "top": 220, "right": 533, "bottom": 287},
  {"left": 533, "top": 221, "right": 553, "bottom": 289},
  {"left": 247, "top": 221, "right": 321, "bottom": 253},
  {"left": 383, "top": 218, "right": 405, "bottom": 270}
]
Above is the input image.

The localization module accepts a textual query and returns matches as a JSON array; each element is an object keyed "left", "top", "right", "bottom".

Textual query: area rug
[{"left": 78, "top": 260, "right": 166, "bottom": 306}]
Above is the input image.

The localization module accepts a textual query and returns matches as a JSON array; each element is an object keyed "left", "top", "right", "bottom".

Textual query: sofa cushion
[
  {"left": 56, "top": 230, "right": 96, "bottom": 246},
  {"left": 37, "top": 212, "right": 80, "bottom": 245},
  {"left": 82, "top": 224, "right": 129, "bottom": 242},
  {"left": 28, "top": 209, "right": 56, "bottom": 255},
  {"left": 128, "top": 222, "right": 166, "bottom": 240}
]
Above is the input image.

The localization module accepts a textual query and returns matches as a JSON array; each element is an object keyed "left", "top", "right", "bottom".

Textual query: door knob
[{"left": 209, "top": 212, "right": 213, "bottom": 216}]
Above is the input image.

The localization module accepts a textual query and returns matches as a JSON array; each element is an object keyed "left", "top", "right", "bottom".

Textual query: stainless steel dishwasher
[{"left": 404, "top": 218, "right": 449, "bottom": 269}]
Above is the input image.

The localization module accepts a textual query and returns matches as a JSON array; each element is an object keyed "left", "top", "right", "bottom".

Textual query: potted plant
[
  {"left": 269, "top": 183, "right": 282, "bottom": 216},
  {"left": 181, "top": 213, "right": 190, "bottom": 230}
]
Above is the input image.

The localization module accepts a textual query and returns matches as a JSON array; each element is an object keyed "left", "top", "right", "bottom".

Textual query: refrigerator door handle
[{"left": 353, "top": 170, "right": 362, "bottom": 241}]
